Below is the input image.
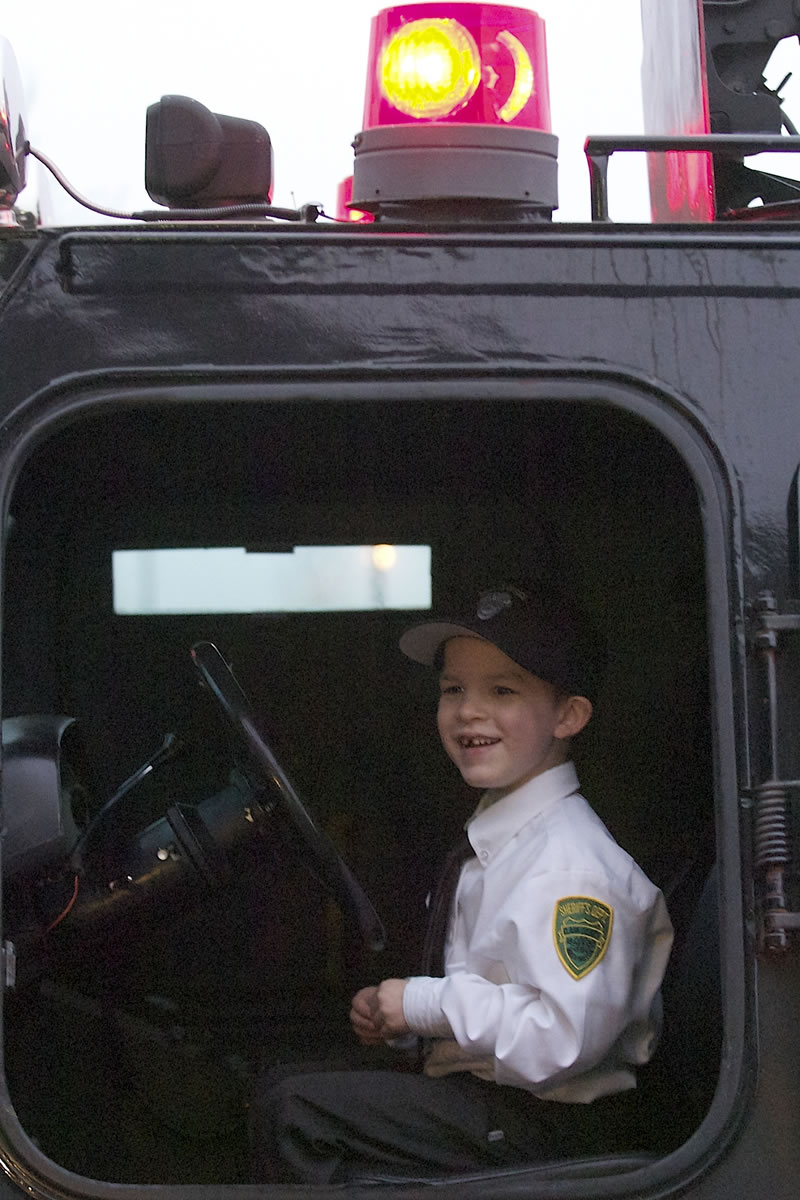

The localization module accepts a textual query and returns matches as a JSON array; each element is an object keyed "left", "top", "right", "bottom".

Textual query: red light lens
[
  {"left": 362, "top": 3, "right": 551, "bottom": 133},
  {"left": 641, "top": 0, "right": 714, "bottom": 221},
  {"left": 335, "top": 176, "right": 375, "bottom": 222}
]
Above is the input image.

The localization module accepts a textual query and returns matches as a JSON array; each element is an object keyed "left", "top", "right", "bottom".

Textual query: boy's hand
[
  {"left": 350, "top": 986, "right": 384, "bottom": 1045},
  {"left": 374, "top": 979, "right": 411, "bottom": 1038},
  {"left": 350, "top": 980, "right": 411, "bottom": 1043}
]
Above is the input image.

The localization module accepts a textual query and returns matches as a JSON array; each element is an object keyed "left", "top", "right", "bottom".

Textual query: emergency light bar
[{"left": 351, "top": 2, "right": 557, "bottom": 221}]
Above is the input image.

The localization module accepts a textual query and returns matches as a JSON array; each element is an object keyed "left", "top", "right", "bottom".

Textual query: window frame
[{"left": 0, "top": 365, "right": 749, "bottom": 1200}]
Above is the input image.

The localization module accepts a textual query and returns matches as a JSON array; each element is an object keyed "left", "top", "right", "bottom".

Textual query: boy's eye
[
  {"left": 494, "top": 686, "right": 516, "bottom": 696},
  {"left": 439, "top": 684, "right": 462, "bottom": 695}
]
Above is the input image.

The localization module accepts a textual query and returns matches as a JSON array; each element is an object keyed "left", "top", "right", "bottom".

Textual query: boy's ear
[{"left": 555, "top": 694, "right": 593, "bottom": 740}]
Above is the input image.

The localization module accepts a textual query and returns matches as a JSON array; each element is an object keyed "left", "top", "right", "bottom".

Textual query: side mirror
[{"left": 0, "top": 36, "right": 27, "bottom": 208}]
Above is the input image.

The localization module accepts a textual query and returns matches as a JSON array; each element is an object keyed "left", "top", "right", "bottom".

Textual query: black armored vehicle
[{"left": 0, "top": 0, "right": 798, "bottom": 1197}]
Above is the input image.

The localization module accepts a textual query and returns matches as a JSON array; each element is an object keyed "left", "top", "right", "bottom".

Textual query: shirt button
[{"left": 479, "top": 849, "right": 489, "bottom": 862}]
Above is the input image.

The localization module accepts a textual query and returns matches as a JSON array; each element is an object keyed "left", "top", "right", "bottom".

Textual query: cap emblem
[{"left": 476, "top": 586, "right": 528, "bottom": 621}]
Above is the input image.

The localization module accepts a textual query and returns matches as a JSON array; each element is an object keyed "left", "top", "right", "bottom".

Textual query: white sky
[
  {"left": 4, "top": 0, "right": 800, "bottom": 227},
  {"left": 2, "top": 0, "right": 654, "bottom": 224}
]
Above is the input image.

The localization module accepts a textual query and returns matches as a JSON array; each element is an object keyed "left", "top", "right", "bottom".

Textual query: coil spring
[{"left": 754, "top": 781, "right": 790, "bottom": 870}]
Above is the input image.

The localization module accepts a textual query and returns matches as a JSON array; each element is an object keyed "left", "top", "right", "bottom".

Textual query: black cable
[
  {"left": 25, "top": 143, "right": 320, "bottom": 223},
  {"left": 26, "top": 143, "right": 133, "bottom": 220},
  {"left": 69, "top": 732, "right": 182, "bottom": 874},
  {"left": 132, "top": 202, "right": 321, "bottom": 223}
]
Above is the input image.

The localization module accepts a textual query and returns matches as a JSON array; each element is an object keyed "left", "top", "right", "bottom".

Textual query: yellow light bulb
[
  {"left": 378, "top": 19, "right": 480, "bottom": 120},
  {"left": 372, "top": 544, "right": 397, "bottom": 571}
]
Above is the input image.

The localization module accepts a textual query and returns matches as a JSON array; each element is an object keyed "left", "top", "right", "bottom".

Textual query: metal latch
[{"left": 752, "top": 592, "right": 800, "bottom": 950}]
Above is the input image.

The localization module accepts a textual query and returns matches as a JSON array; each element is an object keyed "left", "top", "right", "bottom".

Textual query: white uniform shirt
[{"left": 402, "top": 761, "right": 674, "bottom": 1102}]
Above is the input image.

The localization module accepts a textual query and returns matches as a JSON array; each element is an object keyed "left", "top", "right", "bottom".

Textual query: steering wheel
[{"left": 190, "top": 641, "right": 385, "bottom": 954}]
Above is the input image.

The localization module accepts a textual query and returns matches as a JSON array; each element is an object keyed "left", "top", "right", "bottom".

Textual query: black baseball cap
[{"left": 399, "top": 583, "right": 597, "bottom": 700}]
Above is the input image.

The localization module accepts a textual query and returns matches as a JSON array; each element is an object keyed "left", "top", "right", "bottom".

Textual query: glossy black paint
[
  {"left": 0, "top": 222, "right": 795, "bottom": 595},
  {"left": 0, "top": 219, "right": 796, "bottom": 1199}
]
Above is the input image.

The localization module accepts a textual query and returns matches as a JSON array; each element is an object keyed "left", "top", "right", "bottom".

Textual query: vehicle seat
[{"left": 348, "top": 863, "right": 722, "bottom": 1185}]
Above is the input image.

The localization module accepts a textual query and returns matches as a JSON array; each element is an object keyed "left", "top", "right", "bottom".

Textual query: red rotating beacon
[{"left": 351, "top": 3, "right": 557, "bottom": 221}]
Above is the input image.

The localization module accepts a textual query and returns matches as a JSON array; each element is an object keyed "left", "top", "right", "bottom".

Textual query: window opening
[{"left": 112, "top": 544, "right": 432, "bottom": 614}]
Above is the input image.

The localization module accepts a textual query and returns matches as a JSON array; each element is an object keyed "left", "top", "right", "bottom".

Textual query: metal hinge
[
  {"left": 2, "top": 940, "right": 16, "bottom": 989},
  {"left": 751, "top": 592, "right": 800, "bottom": 950}
]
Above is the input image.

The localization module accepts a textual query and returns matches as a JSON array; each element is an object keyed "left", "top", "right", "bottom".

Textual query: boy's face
[{"left": 436, "top": 636, "right": 576, "bottom": 799}]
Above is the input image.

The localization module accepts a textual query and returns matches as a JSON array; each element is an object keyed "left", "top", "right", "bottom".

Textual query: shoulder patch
[{"left": 553, "top": 896, "right": 613, "bottom": 979}]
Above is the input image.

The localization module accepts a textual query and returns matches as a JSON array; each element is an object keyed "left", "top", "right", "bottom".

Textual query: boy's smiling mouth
[{"left": 458, "top": 735, "right": 501, "bottom": 748}]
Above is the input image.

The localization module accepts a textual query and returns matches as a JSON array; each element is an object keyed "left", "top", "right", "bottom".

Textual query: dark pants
[{"left": 249, "top": 1061, "right": 640, "bottom": 1185}]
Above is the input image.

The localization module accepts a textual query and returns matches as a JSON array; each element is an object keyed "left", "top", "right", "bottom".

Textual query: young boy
[{"left": 250, "top": 584, "right": 673, "bottom": 1184}]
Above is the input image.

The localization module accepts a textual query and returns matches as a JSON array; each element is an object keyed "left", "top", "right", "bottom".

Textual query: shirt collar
[{"left": 465, "top": 761, "right": 580, "bottom": 866}]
